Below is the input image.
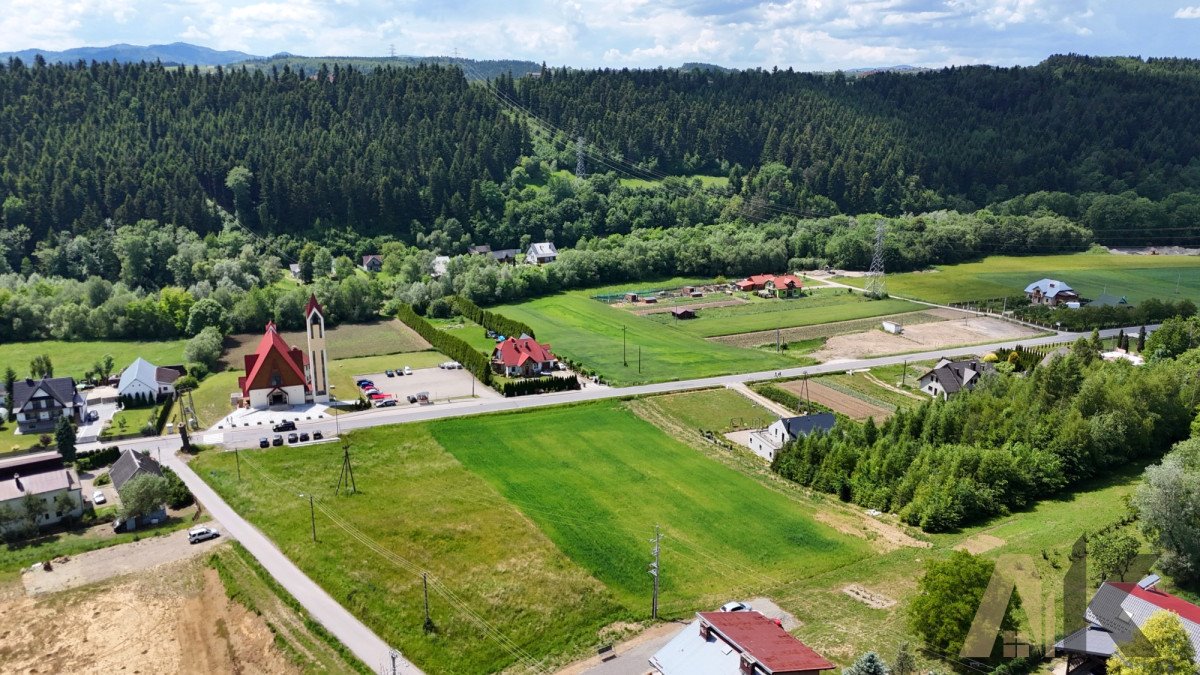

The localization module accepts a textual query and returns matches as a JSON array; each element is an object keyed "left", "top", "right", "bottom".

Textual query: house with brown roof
[
  {"left": 735, "top": 274, "right": 774, "bottom": 292},
  {"left": 651, "top": 610, "right": 835, "bottom": 675},
  {"left": 361, "top": 255, "right": 383, "bottom": 272},
  {"left": 492, "top": 337, "right": 557, "bottom": 377},
  {"left": 736, "top": 274, "right": 803, "bottom": 298},
  {"left": 11, "top": 377, "right": 87, "bottom": 434},
  {"left": 0, "top": 451, "right": 83, "bottom": 535}
]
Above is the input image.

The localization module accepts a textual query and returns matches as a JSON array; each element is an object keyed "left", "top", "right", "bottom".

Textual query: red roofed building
[
  {"left": 238, "top": 321, "right": 311, "bottom": 408},
  {"left": 735, "top": 274, "right": 774, "bottom": 292},
  {"left": 651, "top": 611, "right": 834, "bottom": 675},
  {"left": 492, "top": 337, "right": 557, "bottom": 378},
  {"left": 765, "top": 275, "right": 803, "bottom": 298}
]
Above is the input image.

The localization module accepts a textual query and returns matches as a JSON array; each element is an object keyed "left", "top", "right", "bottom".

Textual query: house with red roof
[
  {"left": 492, "top": 337, "right": 557, "bottom": 378},
  {"left": 238, "top": 295, "right": 330, "bottom": 408},
  {"left": 735, "top": 274, "right": 775, "bottom": 292},
  {"left": 735, "top": 274, "right": 804, "bottom": 298},
  {"left": 1056, "top": 575, "right": 1200, "bottom": 673},
  {"left": 651, "top": 611, "right": 834, "bottom": 675}
]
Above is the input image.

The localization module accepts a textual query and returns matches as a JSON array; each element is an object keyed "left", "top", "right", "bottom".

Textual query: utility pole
[
  {"left": 776, "top": 327, "right": 781, "bottom": 353},
  {"left": 649, "top": 525, "right": 661, "bottom": 620},
  {"left": 423, "top": 573, "right": 435, "bottom": 633},
  {"left": 389, "top": 43, "right": 396, "bottom": 58},
  {"left": 336, "top": 443, "right": 357, "bottom": 495},
  {"left": 235, "top": 447, "right": 241, "bottom": 481},
  {"left": 623, "top": 325, "right": 628, "bottom": 366},
  {"left": 901, "top": 359, "right": 908, "bottom": 388},
  {"left": 302, "top": 494, "right": 316, "bottom": 542},
  {"left": 639, "top": 346, "right": 642, "bottom": 374}
]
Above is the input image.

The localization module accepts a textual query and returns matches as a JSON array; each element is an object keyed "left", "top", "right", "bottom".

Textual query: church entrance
[{"left": 269, "top": 390, "right": 288, "bottom": 407}]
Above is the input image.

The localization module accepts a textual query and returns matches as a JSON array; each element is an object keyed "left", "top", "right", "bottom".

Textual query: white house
[
  {"left": 11, "top": 377, "right": 87, "bottom": 434},
  {"left": 917, "top": 358, "right": 993, "bottom": 400},
  {"left": 748, "top": 413, "right": 836, "bottom": 462},
  {"left": 117, "top": 357, "right": 182, "bottom": 402},
  {"left": 525, "top": 242, "right": 558, "bottom": 265},
  {"left": 0, "top": 451, "right": 84, "bottom": 535},
  {"left": 1025, "top": 278, "right": 1080, "bottom": 307}
]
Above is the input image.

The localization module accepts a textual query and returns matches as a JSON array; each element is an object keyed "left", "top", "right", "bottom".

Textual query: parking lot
[{"left": 354, "top": 365, "right": 500, "bottom": 406}]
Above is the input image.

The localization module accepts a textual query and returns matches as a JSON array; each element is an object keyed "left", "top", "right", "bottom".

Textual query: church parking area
[{"left": 352, "top": 365, "right": 500, "bottom": 405}]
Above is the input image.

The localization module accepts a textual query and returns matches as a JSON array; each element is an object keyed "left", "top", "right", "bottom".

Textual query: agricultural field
[
  {"left": 431, "top": 401, "right": 871, "bottom": 611},
  {"left": 492, "top": 291, "right": 793, "bottom": 385},
  {"left": 638, "top": 387, "right": 777, "bottom": 433},
  {"left": 192, "top": 424, "right": 625, "bottom": 675},
  {"left": 0, "top": 339, "right": 188, "bottom": 380},
  {"left": 842, "top": 252, "right": 1200, "bottom": 304},
  {"left": 644, "top": 289, "right": 920, "bottom": 338}
]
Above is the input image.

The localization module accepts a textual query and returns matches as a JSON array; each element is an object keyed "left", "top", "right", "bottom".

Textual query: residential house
[
  {"left": 765, "top": 275, "right": 803, "bottom": 298},
  {"left": 0, "top": 451, "right": 84, "bottom": 534},
  {"left": 361, "top": 255, "right": 383, "bottom": 272},
  {"left": 490, "top": 248, "right": 521, "bottom": 264},
  {"left": 492, "top": 337, "right": 557, "bottom": 377},
  {"left": 735, "top": 274, "right": 774, "bottom": 292},
  {"left": 1025, "top": 279, "right": 1080, "bottom": 307},
  {"left": 11, "top": 377, "right": 87, "bottom": 434},
  {"left": 467, "top": 245, "right": 492, "bottom": 256},
  {"left": 116, "top": 357, "right": 182, "bottom": 402},
  {"left": 525, "top": 242, "right": 558, "bottom": 265},
  {"left": 1056, "top": 575, "right": 1200, "bottom": 674},
  {"left": 917, "top": 358, "right": 994, "bottom": 400},
  {"left": 651, "top": 611, "right": 835, "bottom": 675},
  {"left": 671, "top": 308, "right": 697, "bottom": 320},
  {"left": 748, "top": 413, "right": 836, "bottom": 462},
  {"left": 109, "top": 449, "right": 167, "bottom": 530}
]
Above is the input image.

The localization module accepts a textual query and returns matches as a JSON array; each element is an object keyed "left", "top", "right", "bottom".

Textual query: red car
[{"left": 368, "top": 392, "right": 390, "bottom": 400}]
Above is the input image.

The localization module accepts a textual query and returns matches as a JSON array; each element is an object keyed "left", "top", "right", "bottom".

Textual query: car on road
[
  {"left": 273, "top": 420, "right": 296, "bottom": 432},
  {"left": 272, "top": 434, "right": 284, "bottom": 446},
  {"left": 299, "top": 431, "right": 310, "bottom": 442},
  {"left": 374, "top": 399, "right": 397, "bottom": 408},
  {"left": 259, "top": 437, "right": 269, "bottom": 448},
  {"left": 313, "top": 430, "right": 324, "bottom": 440},
  {"left": 188, "top": 526, "right": 220, "bottom": 544},
  {"left": 720, "top": 601, "right": 752, "bottom": 612},
  {"left": 92, "top": 490, "right": 106, "bottom": 504},
  {"left": 385, "top": 369, "right": 395, "bottom": 377},
  {"left": 287, "top": 432, "right": 299, "bottom": 444}
]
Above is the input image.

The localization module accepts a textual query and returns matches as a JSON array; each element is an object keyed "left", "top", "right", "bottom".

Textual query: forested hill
[
  {"left": 228, "top": 55, "right": 542, "bottom": 80},
  {"left": 1, "top": 55, "right": 1199, "bottom": 248}
]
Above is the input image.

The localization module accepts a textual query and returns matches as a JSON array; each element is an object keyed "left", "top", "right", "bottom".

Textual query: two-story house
[{"left": 11, "top": 377, "right": 87, "bottom": 434}]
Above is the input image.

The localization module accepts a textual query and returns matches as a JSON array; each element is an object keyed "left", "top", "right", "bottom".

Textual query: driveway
[
  {"left": 355, "top": 365, "right": 500, "bottom": 404},
  {"left": 22, "top": 527, "right": 224, "bottom": 595},
  {"left": 78, "top": 468, "right": 119, "bottom": 509},
  {"left": 76, "top": 402, "right": 118, "bottom": 444}
]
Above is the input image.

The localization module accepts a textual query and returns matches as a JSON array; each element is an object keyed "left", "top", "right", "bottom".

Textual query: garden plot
[{"left": 780, "top": 380, "right": 893, "bottom": 422}]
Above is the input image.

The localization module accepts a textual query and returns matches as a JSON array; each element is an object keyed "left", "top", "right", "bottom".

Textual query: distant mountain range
[{"left": 0, "top": 42, "right": 256, "bottom": 66}]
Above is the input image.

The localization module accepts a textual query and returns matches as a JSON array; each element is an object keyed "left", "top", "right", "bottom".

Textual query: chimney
[{"left": 699, "top": 622, "right": 711, "bottom": 641}]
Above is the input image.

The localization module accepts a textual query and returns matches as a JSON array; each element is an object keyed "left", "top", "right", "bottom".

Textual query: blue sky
[{"left": 2, "top": 0, "right": 1198, "bottom": 69}]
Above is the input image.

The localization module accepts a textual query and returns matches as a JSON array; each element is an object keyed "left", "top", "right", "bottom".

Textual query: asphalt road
[{"left": 82, "top": 321, "right": 1150, "bottom": 673}]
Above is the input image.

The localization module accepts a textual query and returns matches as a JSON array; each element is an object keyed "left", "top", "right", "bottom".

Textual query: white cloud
[
  {"left": 0, "top": 0, "right": 139, "bottom": 51},
  {"left": 1176, "top": 6, "right": 1200, "bottom": 18}
]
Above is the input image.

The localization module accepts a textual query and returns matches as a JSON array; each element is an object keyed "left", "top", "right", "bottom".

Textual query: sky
[{"left": 1, "top": 0, "right": 1198, "bottom": 70}]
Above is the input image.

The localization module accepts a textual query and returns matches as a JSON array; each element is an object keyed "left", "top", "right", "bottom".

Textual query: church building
[{"left": 238, "top": 295, "right": 331, "bottom": 409}]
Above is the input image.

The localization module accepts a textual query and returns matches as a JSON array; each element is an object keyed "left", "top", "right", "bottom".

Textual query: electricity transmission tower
[
  {"left": 388, "top": 43, "right": 396, "bottom": 58},
  {"left": 575, "top": 135, "right": 587, "bottom": 179},
  {"left": 866, "top": 219, "right": 887, "bottom": 299}
]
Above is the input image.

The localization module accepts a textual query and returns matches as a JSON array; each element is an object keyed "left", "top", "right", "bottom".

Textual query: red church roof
[
  {"left": 699, "top": 611, "right": 835, "bottom": 673},
  {"left": 493, "top": 337, "right": 556, "bottom": 368},
  {"left": 238, "top": 321, "right": 310, "bottom": 397}
]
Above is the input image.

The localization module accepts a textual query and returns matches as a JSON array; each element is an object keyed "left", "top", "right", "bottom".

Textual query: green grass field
[
  {"left": 618, "top": 175, "right": 729, "bottom": 190},
  {"left": 843, "top": 252, "right": 1200, "bottom": 304},
  {"left": 646, "top": 388, "right": 777, "bottom": 433},
  {"left": 431, "top": 401, "right": 870, "bottom": 610},
  {"left": 645, "top": 290, "right": 920, "bottom": 338},
  {"left": 192, "top": 425, "right": 624, "bottom": 675},
  {"left": 428, "top": 317, "right": 497, "bottom": 355},
  {"left": 0, "top": 339, "right": 188, "bottom": 380},
  {"left": 492, "top": 292, "right": 793, "bottom": 385},
  {"left": 221, "top": 320, "right": 428, "bottom": 369}
]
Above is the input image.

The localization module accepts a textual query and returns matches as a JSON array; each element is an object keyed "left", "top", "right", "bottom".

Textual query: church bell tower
[{"left": 305, "top": 294, "right": 330, "bottom": 403}]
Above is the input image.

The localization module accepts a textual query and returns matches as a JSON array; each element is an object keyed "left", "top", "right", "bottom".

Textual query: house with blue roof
[
  {"left": 1025, "top": 278, "right": 1081, "bottom": 307},
  {"left": 748, "top": 413, "right": 836, "bottom": 462}
]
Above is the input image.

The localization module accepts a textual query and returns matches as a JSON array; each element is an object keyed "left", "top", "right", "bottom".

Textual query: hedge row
[
  {"left": 76, "top": 445, "right": 122, "bottom": 470},
  {"left": 500, "top": 376, "right": 580, "bottom": 397},
  {"left": 395, "top": 303, "right": 493, "bottom": 386},
  {"left": 155, "top": 399, "right": 174, "bottom": 434},
  {"left": 453, "top": 296, "right": 536, "bottom": 339}
]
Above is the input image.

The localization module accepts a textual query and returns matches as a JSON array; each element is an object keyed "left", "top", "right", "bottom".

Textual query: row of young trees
[{"left": 772, "top": 338, "right": 1198, "bottom": 531}]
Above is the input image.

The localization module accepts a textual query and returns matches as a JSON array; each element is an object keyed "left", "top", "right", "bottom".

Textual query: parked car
[
  {"left": 272, "top": 434, "right": 284, "bottom": 446},
  {"left": 259, "top": 437, "right": 270, "bottom": 448},
  {"left": 720, "top": 601, "right": 752, "bottom": 612},
  {"left": 385, "top": 369, "right": 395, "bottom": 377},
  {"left": 374, "top": 399, "right": 398, "bottom": 408},
  {"left": 450, "top": 361, "right": 462, "bottom": 369},
  {"left": 406, "top": 395, "right": 417, "bottom": 404},
  {"left": 403, "top": 366, "right": 412, "bottom": 375},
  {"left": 299, "top": 431, "right": 310, "bottom": 442},
  {"left": 394, "top": 368, "right": 405, "bottom": 376},
  {"left": 273, "top": 420, "right": 296, "bottom": 432},
  {"left": 368, "top": 392, "right": 389, "bottom": 400},
  {"left": 188, "top": 526, "right": 220, "bottom": 544},
  {"left": 363, "top": 387, "right": 380, "bottom": 396},
  {"left": 87, "top": 409, "right": 100, "bottom": 422},
  {"left": 355, "top": 379, "right": 373, "bottom": 387},
  {"left": 92, "top": 490, "right": 106, "bottom": 505},
  {"left": 313, "top": 430, "right": 324, "bottom": 440},
  {"left": 287, "top": 432, "right": 298, "bottom": 444}
]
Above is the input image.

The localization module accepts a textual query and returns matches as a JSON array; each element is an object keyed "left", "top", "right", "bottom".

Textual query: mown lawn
[
  {"left": 649, "top": 388, "right": 777, "bottom": 432},
  {"left": 492, "top": 292, "right": 792, "bottom": 385},
  {"left": 841, "top": 252, "right": 1200, "bottom": 304},
  {"left": 0, "top": 339, "right": 188, "bottom": 380},
  {"left": 430, "top": 401, "right": 871, "bottom": 611},
  {"left": 192, "top": 425, "right": 624, "bottom": 675},
  {"left": 646, "top": 290, "right": 920, "bottom": 338},
  {"left": 428, "top": 317, "right": 497, "bottom": 354},
  {"left": 221, "top": 319, "right": 429, "bottom": 367}
]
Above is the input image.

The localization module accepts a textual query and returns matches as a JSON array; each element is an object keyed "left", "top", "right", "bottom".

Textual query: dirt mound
[{"left": 842, "top": 584, "right": 897, "bottom": 609}]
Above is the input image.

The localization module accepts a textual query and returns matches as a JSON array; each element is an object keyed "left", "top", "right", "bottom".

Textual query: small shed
[
  {"left": 671, "top": 308, "right": 696, "bottom": 320},
  {"left": 681, "top": 286, "right": 695, "bottom": 294},
  {"left": 643, "top": 296, "right": 658, "bottom": 304},
  {"left": 881, "top": 321, "right": 903, "bottom": 334},
  {"left": 624, "top": 292, "right": 640, "bottom": 303}
]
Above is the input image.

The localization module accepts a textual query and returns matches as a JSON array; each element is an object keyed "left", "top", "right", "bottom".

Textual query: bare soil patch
[
  {"left": 955, "top": 533, "right": 1006, "bottom": 555},
  {"left": 780, "top": 380, "right": 893, "bottom": 421},
  {"left": 814, "top": 509, "right": 930, "bottom": 553},
  {"left": 811, "top": 315, "right": 1040, "bottom": 362},
  {"left": 0, "top": 554, "right": 294, "bottom": 675},
  {"left": 842, "top": 584, "right": 897, "bottom": 610}
]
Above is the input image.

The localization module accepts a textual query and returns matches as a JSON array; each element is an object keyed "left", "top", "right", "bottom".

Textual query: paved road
[
  {"left": 159, "top": 450, "right": 423, "bottom": 675},
  {"left": 80, "top": 321, "right": 1150, "bottom": 673}
]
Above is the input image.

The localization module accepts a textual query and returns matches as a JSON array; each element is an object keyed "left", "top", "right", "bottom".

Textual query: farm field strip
[{"left": 780, "top": 379, "right": 893, "bottom": 421}]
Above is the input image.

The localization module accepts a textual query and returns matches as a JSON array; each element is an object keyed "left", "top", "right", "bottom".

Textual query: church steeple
[{"left": 305, "top": 294, "right": 330, "bottom": 403}]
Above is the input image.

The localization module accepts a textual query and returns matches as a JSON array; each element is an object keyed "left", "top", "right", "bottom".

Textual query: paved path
[
  {"left": 725, "top": 382, "right": 794, "bottom": 418},
  {"left": 159, "top": 450, "right": 423, "bottom": 675}
]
